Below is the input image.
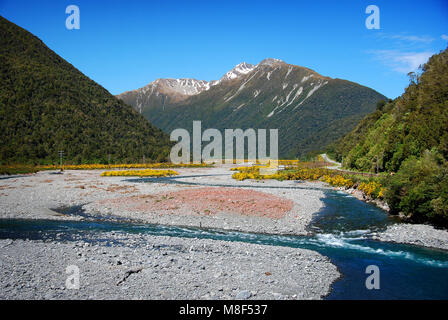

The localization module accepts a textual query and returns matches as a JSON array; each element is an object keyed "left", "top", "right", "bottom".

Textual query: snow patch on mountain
[
  {"left": 293, "top": 81, "right": 328, "bottom": 110},
  {"left": 286, "top": 86, "right": 303, "bottom": 107},
  {"left": 138, "top": 78, "right": 210, "bottom": 97},
  {"left": 301, "top": 75, "right": 313, "bottom": 83},
  {"left": 285, "top": 66, "right": 293, "bottom": 79},
  {"left": 119, "top": 58, "right": 330, "bottom": 110},
  {"left": 224, "top": 70, "right": 260, "bottom": 102},
  {"left": 219, "top": 62, "right": 256, "bottom": 82},
  {"left": 259, "top": 58, "right": 284, "bottom": 66},
  {"left": 234, "top": 103, "right": 246, "bottom": 111}
]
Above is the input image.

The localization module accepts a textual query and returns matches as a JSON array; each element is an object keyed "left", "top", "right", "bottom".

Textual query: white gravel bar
[
  {"left": 374, "top": 224, "right": 448, "bottom": 251},
  {"left": 0, "top": 235, "right": 339, "bottom": 300}
]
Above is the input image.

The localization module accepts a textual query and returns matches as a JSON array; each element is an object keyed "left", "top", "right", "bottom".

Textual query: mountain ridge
[
  {"left": 117, "top": 58, "right": 331, "bottom": 104},
  {"left": 118, "top": 58, "right": 386, "bottom": 158}
]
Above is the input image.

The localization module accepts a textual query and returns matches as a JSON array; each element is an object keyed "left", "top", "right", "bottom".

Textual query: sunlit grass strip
[
  {"left": 38, "top": 163, "right": 210, "bottom": 170},
  {"left": 0, "top": 164, "right": 42, "bottom": 175},
  {"left": 100, "top": 169, "right": 179, "bottom": 177}
]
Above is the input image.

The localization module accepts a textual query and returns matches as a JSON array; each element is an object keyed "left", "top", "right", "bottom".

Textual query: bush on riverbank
[
  {"left": 323, "top": 174, "right": 354, "bottom": 188},
  {"left": 358, "top": 181, "right": 385, "bottom": 199},
  {"left": 231, "top": 166, "right": 337, "bottom": 182},
  {"left": 382, "top": 150, "right": 448, "bottom": 226},
  {"left": 231, "top": 166, "right": 385, "bottom": 200},
  {"left": 0, "top": 164, "right": 41, "bottom": 175},
  {"left": 100, "top": 169, "right": 179, "bottom": 177}
]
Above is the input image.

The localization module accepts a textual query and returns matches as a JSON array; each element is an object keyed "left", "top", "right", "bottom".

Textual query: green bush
[{"left": 384, "top": 150, "right": 448, "bottom": 226}]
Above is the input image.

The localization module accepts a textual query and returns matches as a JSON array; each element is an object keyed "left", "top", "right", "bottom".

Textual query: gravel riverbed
[
  {"left": 0, "top": 234, "right": 338, "bottom": 300},
  {"left": 0, "top": 166, "right": 337, "bottom": 299},
  {"left": 374, "top": 224, "right": 448, "bottom": 251},
  {"left": 1, "top": 165, "right": 448, "bottom": 300},
  {"left": 0, "top": 167, "right": 327, "bottom": 235}
]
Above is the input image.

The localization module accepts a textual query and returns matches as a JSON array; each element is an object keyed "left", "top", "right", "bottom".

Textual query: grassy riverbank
[{"left": 0, "top": 163, "right": 211, "bottom": 175}]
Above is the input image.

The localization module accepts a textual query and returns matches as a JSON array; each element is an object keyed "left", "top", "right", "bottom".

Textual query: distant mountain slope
[
  {"left": 118, "top": 59, "right": 386, "bottom": 158},
  {"left": 0, "top": 16, "right": 171, "bottom": 164},
  {"left": 328, "top": 48, "right": 448, "bottom": 173}
]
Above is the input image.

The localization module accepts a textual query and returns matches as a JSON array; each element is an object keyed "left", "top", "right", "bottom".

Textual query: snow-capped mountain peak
[
  {"left": 118, "top": 59, "right": 279, "bottom": 104},
  {"left": 258, "top": 58, "right": 285, "bottom": 66},
  {"left": 216, "top": 62, "right": 256, "bottom": 83},
  {"left": 151, "top": 78, "right": 210, "bottom": 96}
]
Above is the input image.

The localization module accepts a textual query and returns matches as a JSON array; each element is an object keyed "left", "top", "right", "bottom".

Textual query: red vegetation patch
[{"left": 102, "top": 187, "right": 293, "bottom": 219}]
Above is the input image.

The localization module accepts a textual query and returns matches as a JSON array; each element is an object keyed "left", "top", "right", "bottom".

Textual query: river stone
[{"left": 235, "top": 290, "right": 251, "bottom": 300}]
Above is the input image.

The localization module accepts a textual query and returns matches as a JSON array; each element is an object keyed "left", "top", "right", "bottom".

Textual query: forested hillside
[
  {"left": 327, "top": 48, "right": 448, "bottom": 226},
  {"left": 0, "top": 16, "right": 171, "bottom": 164}
]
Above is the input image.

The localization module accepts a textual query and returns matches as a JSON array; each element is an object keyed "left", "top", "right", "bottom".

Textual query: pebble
[{"left": 235, "top": 290, "right": 252, "bottom": 300}]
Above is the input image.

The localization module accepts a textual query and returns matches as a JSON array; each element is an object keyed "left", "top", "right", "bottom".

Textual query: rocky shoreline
[
  {"left": 335, "top": 186, "right": 390, "bottom": 212},
  {"left": 0, "top": 234, "right": 339, "bottom": 300},
  {"left": 373, "top": 224, "right": 448, "bottom": 251},
  {"left": 331, "top": 186, "right": 448, "bottom": 251}
]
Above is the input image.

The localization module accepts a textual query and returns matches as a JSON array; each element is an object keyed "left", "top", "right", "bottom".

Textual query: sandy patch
[{"left": 100, "top": 187, "right": 293, "bottom": 219}]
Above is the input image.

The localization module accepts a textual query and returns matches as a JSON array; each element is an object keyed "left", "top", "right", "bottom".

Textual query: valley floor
[
  {"left": 0, "top": 166, "right": 336, "bottom": 299},
  {"left": 1, "top": 165, "right": 447, "bottom": 299}
]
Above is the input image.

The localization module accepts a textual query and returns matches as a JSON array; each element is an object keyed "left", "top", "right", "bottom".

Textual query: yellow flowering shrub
[
  {"left": 231, "top": 166, "right": 332, "bottom": 181},
  {"left": 100, "top": 169, "right": 179, "bottom": 177},
  {"left": 230, "top": 166, "right": 386, "bottom": 200},
  {"left": 39, "top": 163, "right": 209, "bottom": 170},
  {"left": 358, "top": 181, "right": 384, "bottom": 199},
  {"left": 231, "top": 167, "right": 263, "bottom": 180},
  {"left": 377, "top": 187, "right": 386, "bottom": 199},
  {"left": 323, "top": 175, "right": 354, "bottom": 188},
  {"left": 278, "top": 160, "right": 300, "bottom": 166}
]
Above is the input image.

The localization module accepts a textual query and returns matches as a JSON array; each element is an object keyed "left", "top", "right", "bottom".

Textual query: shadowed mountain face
[
  {"left": 0, "top": 16, "right": 171, "bottom": 164},
  {"left": 118, "top": 59, "right": 386, "bottom": 158}
]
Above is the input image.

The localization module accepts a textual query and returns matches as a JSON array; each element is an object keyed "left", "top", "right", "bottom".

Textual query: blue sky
[{"left": 1, "top": 0, "right": 447, "bottom": 98}]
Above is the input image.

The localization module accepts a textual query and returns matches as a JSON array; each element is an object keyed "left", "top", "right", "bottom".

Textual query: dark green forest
[
  {"left": 328, "top": 48, "right": 448, "bottom": 226},
  {"left": 0, "top": 16, "right": 172, "bottom": 164}
]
